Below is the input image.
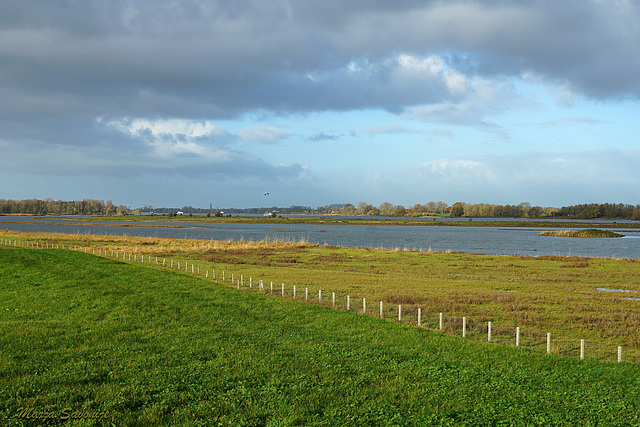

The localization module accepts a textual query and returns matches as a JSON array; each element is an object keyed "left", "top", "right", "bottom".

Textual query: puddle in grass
[{"left": 597, "top": 287, "right": 638, "bottom": 293}]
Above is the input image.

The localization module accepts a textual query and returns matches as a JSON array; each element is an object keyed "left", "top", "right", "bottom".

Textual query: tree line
[
  {"left": 1, "top": 198, "right": 639, "bottom": 220},
  {"left": 0, "top": 199, "right": 129, "bottom": 216},
  {"left": 319, "top": 201, "right": 640, "bottom": 220}
]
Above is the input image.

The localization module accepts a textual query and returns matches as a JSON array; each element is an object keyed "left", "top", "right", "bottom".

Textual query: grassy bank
[
  {"left": 539, "top": 229, "right": 624, "bottom": 238},
  {"left": 2, "top": 230, "right": 640, "bottom": 351},
  {"left": 2, "top": 247, "right": 640, "bottom": 426}
]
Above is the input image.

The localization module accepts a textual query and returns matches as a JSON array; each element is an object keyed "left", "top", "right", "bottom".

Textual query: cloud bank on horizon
[{"left": 1, "top": 0, "right": 639, "bottom": 208}]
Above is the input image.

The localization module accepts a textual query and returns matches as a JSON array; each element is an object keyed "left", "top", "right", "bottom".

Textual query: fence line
[{"left": 1, "top": 236, "right": 637, "bottom": 365}]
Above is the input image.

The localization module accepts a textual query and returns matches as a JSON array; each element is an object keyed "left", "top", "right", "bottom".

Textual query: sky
[{"left": 1, "top": 0, "right": 639, "bottom": 209}]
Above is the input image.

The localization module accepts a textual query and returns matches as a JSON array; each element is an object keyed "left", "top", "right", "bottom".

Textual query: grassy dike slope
[{"left": 1, "top": 248, "right": 639, "bottom": 426}]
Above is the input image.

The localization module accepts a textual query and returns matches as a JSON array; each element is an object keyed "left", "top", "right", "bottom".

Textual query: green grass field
[
  {"left": 3, "top": 231, "right": 640, "bottom": 350},
  {"left": 2, "top": 246, "right": 640, "bottom": 426}
]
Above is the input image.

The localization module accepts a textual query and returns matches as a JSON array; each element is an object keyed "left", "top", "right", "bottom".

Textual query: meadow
[
  {"left": 2, "top": 230, "right": 639, "bottom": 350},
  {"left": 1, "top": 242, "right": 640, "bottom": 426}
]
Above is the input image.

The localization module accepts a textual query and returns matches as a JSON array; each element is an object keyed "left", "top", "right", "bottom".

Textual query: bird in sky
[{"left": 264, "top": 192, "right": 269, "bottom": 196}]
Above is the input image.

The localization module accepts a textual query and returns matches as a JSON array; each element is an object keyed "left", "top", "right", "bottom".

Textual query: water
[{"left": 1, "top": 216, "right": 638, "bottom": 259}]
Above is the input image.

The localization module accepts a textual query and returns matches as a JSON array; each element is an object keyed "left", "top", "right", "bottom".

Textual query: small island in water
[{"left": 538, "top": 229, "right": 624, "bottom": 238}]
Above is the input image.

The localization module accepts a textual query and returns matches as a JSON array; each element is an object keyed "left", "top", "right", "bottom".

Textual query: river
[{"left": 1, "top": 216, "right": 638, "bottom": 259}]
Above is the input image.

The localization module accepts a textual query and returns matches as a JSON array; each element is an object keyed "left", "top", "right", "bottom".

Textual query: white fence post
[
  {"left": 363, "top": 298, "right": 366, "bottom": 314},
  {"left": 516, "top": 327, "right": 520, "bottom": 347},
  {"left": 332, "top": 292, "right": 335, "bottom": 308},
  {"left": 281, "top": 283, "right": 284, "bottom": 296},
  {"left": 319, "top": 290, "right": 322, "bottom": 303},
  {"left": 580, "top": 339, "right": 585, "bottom": 360},
  {"left": 305, "top": 288, "right": 308, "bottom": 301},
  {"left": 439, "top": 313, "right": 443, "bottom": 330},
  {"left": 618, "top": 346, "right": 622, "bottom": 363},
  {"left": 293, "top": 285, "right": 296, "bottom": 299},
  {"left": 347, "top": 295, "right": 350, "bottom": 311},
  {"left": 270, "top": 282, "right": 273, "bottom": 294},
  {"left": 488, "top": 321, "right": 492, "bottom": 342},
  {"left": 462, "top": 317, "right": 466, "bottom": 338},
  {"left": 398, "top": 305, "right": 402, "bottom": 322},
  {"left": 379, "top": 301, "right": 383, "bottom": 318},
  {"left": 547, "top": 333, "right": 551, "bottom": 354},
  {"left": 418, "top": 308, "right": 421, "bottom": 326}
]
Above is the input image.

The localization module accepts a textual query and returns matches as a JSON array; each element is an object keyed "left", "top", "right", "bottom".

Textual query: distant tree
[
  {"left": 425, "top": 201, "right": 438, "bottom": 213},
  {"left": 356, "top": 201, "right": 371, "bottom": 215},
  {"left": 393, "top": 205, "right": 406, "bottom": 216},
  {"left": 412, "top": 204, "right": 427, "bottom": 216},
  {"left": 379, "top": 202, "right": 394, "bottom": 216},
  {"left": 450, "top": 202, "right": 465, "bottom": 217},
  {"left": 436, "top": 201, "right": 449, "bottom": 214}
]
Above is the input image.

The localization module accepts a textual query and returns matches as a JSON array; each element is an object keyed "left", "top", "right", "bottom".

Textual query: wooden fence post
[
  {"left": 319, "top": 290, "right": 322, "bottom": 303},
  {"left": 618, "top": 346, "right": 622, "bottom": 363},
  {"left": 439, "top": 313, "right": 443, "bottom": 330},
  {"left": 332, "top": 292, "right": 335, "bottom": 308}
]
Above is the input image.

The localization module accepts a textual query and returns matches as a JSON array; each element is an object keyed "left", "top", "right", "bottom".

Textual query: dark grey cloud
[
  {"left": 1, "top": 0, "right": 640, "bottom": 187},
  {"left": 2, "top": 0, "right": 638, "bottom": 126},
  {"left": 3, "top": 1, "right": 636, "bottom": 114}
]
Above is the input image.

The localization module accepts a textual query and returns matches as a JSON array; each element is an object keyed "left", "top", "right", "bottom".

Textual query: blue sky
[{"left": 1, "top": 1, "right": 639, "bottom": 209}]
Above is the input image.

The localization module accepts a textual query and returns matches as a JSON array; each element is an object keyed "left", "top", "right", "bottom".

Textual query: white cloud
[
  {"left": 100, "top": 117, "right": 235, "bottom": 158},
  {"left": 238, "top": 125, "right": 294, "bottom": 144}
]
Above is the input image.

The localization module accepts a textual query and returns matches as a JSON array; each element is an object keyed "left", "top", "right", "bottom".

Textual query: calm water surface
[{"left": 1, "top": 216, "right": 638, "bottom": 259}]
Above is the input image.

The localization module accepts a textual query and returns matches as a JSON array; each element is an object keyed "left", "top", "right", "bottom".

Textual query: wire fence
[{"left": 2, "top": 236, "right": 638, "bottom": 365}]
